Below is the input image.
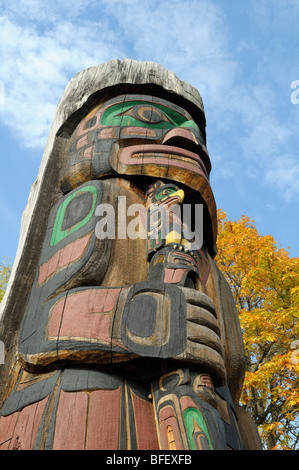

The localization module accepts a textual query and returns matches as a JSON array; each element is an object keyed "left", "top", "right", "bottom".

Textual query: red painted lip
[{"left": 119, "top": 144, "right": 209, "bottom": 179}]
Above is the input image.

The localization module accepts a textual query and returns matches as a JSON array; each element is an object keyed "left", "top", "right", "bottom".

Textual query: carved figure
[{"left": 0, "top": 60, "right": 261, "bottom": 450}]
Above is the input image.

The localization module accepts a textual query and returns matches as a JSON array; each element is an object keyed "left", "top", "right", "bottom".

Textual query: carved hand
[{"left": 112, "top": 281, "right": 226, "bottom": 383}]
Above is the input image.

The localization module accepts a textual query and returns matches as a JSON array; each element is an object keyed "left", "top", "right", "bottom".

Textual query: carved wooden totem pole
[{"left": 0, "top": 60, "right": 261, "bottom": 450}]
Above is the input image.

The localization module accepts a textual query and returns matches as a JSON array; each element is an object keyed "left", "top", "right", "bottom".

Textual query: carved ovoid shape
[{"left": 121, "top": 281, "right": 187, "bottom": 357}]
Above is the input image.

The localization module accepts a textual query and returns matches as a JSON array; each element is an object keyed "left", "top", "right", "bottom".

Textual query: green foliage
[
  {"left": 0, "top": 257, "right": 11, "bottom": 303},
  {"left": 216, "top": 210, "right": 299, "bottom": 450}
]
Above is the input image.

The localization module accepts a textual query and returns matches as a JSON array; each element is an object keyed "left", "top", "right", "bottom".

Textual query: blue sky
[{"left": 0, "top": 0, "right": 299, "bottom": 265}]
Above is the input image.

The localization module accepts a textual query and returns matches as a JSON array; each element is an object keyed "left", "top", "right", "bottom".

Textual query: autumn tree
[
  {"left": 216, "top": 210, "right": 299, "bottom": 450},
  {"left": 0, "top": 258, "right": 11, "bottom": 303}
]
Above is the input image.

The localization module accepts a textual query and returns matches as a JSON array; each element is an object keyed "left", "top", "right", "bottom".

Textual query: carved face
[
  {"left": 59, "top": 94, "right": 217, "bottom": 253},
  {"left": 148, "top": 245, "right": 200, "bottom": 288},
  {"left": 60, "top": 94, "right": 211, "bottom": 193}
]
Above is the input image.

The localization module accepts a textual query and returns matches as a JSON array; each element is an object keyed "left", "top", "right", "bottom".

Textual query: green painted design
[
  {"left": 155, "top": 187, "right": 177, "bottom": 201},
  {"left": 184, "top": 407, "right": 213, "bottom": 450},
  {"left": 180, "top": 120, "right": 199, "bottom": 129},
  {"left": 50, "top": 185, "right": 97, "bottom": 246},
  {"left": 101, "top": 101, "right": 199, "bottom": 131}
]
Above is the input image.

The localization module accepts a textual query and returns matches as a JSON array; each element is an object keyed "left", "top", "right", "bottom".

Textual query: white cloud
[
  {"left": 0, "top": 0, "right": 98, "bottom": 23},
  {"left": 101, "top": 0, "right": 236, "bottom": 98},
  {"left": 0, "top": 0, "right": 298, "bottom": 204},
  {"left": 264, "top": 156, "right": 299, "bottom": 202},
  {"left": 0, "top": 0, "right": 236, "bottom": 150},
  {"left": 0, "top": 8, "right": 124, "bottom": 149}
]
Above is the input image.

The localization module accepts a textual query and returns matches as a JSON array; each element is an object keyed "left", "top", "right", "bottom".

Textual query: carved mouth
[
  {"left": 119, "top": 144, "right": 209, "bottom": 179},
  {"left": 160, "top": 195, "right": 182, "bottom": 206}
]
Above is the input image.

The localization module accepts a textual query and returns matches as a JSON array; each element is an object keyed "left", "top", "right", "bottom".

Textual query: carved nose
[
  {"left": 162, "top": 127, "right": 211, "bottom": 175},
  {"left": 161, "top": 128, "right": 200, "bottom": 151},
  {"left": 168, "top": 189, "right": 185, "bottom": 204}
]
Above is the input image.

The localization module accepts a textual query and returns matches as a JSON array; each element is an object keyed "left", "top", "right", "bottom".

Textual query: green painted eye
[
  {"left": 156, "top": 188, "right": 177, "bottom": 200},
  {"left": 134, "top": 105, "right": 164, "bottom": 123},
  {"left": 50, "top": 185, "right": 97, "bottom": 246},
  {"left": 100, "top": 101, "right": 199, "bottom": 131}
]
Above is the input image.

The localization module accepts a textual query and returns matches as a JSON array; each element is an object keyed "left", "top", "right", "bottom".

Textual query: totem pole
[{"left": 0, "top": 60, "right": 261, "bottom": 450}]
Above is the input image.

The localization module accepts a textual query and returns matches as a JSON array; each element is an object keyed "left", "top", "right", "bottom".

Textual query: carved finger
[
  {"left": 174, "top": 340, "right": 226, "bottom": 386},
  {"left": 186, "top": 304, "right": 220, "bottom": 336},
  {"left": 179, "top": 286, "right": 217, "bottom": 315},
  {"left": 186, "top": 321, "right": 223, "bottom": 356}
]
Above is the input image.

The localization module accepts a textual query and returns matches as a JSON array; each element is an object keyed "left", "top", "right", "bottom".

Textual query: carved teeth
[
  {"left": 184, "top": 247, "right": 189, "bottom": 253},
  {"left": 179, "top": 246, "right": 183, "bottom": 251}
]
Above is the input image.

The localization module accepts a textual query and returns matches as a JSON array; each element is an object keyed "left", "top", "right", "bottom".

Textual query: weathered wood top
[{"left": 0, "top": 59, "right": 206, "bottom": 331}]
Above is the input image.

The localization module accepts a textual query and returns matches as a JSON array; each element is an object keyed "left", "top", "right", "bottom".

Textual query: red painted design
[
  {"left": 38, "top": 232, "right": 92, "bottom": 285},
  {"left": 48, "top": 288, "right": 122, "bottom": 344},
  {"left": 0, "top": 397, "right": 48, "bottom": 450},
  {"left": 161, "top": 127, "right": 199, "bottom": 146},
  {"left": 86, "top": 388, "right": 121, "bottom": 449},
  {"left": 98, "top": 127, "right": 117, "bottom": 139},
  {"left": 77, "top": 134, "right": 89, "bottom": 148},
  {"left": 119, "top": 144, "right": 209, "bottom": 179},
  {"left": 159, "top": 405, "right": 183, "bottom": 450},
  {"left": 53, "top": 391, "right": 88, "bottom": 450},
  {"left": 76, "top": 106, "right": 104, "bottom": 137},
  {"left": 121, "top": 127, "right": 157, "bottom": 137},
  {"left": 164, "top": 268, "right": 187, "bottom": 283},
  {"left": 180, "top": 395, "right": 197, "bottom": 411},
  {"left": 173, "top": 251, "right": 197, "bottom": 263},
  {"left": 131, "top": 391, "right": 159, "bottom": 450},
  {"left": 0, "top": 413, "right": 18, "bottom": 449},
  {"left": 83, "top": 146, "right": 93, "bottom": 158}
]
